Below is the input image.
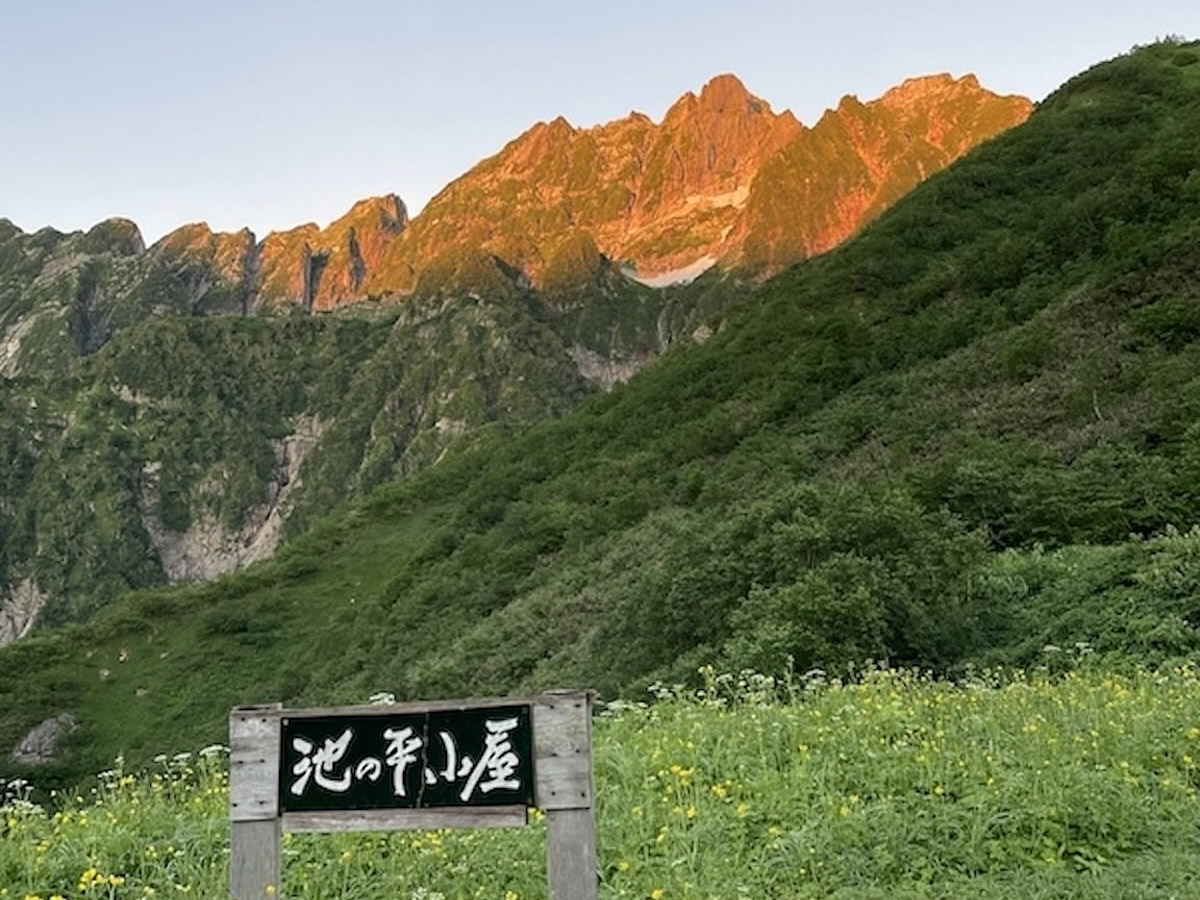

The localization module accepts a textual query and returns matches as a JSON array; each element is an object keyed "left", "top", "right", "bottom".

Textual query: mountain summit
[
  {"left": 360, "top": 72, "right": 1030, "bottom": 294},
  {"left": 131, "top": 72, "right": 1029, "bottom": 310},
  {"left": 0, "top": 74, "right": 1030, "bottom": 319},
  {"left": 733, "top": 73, "right": 1035, "bottom": 272}
]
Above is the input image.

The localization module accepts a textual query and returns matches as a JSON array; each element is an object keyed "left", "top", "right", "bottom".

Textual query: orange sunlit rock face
[
  {"left": 155, "top": 73, "right": 1031, "bottom": 307},
  {"left": 367, "top": 72, "right": 1029, "bottom": 296},
  {"left": 732, "top": 74, "right": 1033, "bottom": 275}
]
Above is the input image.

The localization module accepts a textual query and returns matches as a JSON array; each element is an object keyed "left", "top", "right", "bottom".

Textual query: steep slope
[
  {"left": 0, "top": 286, "right": 615, "bottom": 639},
  {"left": 735, "top": 73, "right": 1034, "bottom": 273},
  {"left": 3, "top": 40, "right": 1196, "bottom": 786},
  {"left": 256, "top": 194, "right": 409, "bottom": 309},
  {"left": 0, "top": 218, "right": 154, "bottom": 377},
  {"left": 0, "top": 213, "right": 734, "bottom": 643},
  {"left": 364, "top": 74, "right": 800, "bottom": 292},
  {"left": 152, "top": 223, "right": 258, "bottom": 314}
]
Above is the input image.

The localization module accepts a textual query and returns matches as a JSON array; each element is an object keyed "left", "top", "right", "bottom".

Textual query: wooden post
[
  {"left": 535, "top": 692, "right": 597, "bottom": 900},
  {"left": 547, "top": 808, "right": 598, "bottom": 900},
  {"left": 230, "top": 819, "right": 280, "bottom": 899},
  {"left": 230, "top": 705, "right": 282, "bottom": 899}
]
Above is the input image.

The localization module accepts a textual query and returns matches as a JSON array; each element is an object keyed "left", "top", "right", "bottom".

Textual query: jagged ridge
[{"left": 15, "top": 71, "right": 1028, "bottom": 316}]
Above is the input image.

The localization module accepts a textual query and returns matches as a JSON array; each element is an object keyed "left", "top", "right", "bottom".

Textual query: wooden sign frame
[{"left": 229, "top": 691, "right": 596, "bottom": 900}]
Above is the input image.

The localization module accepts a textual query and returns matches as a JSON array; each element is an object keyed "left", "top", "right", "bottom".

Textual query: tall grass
[{"left": 4, "top": 665, "right": 1200, "bottom": 898}]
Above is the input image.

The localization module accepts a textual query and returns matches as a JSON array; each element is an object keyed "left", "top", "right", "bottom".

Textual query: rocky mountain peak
[
  {"left": 355, "top": 71, "right": 1031, "bottom": 295},
  {"left": 732, "top": 73, "right": 1033, "bottom": 273},
  {"left": 502, "top": 115, "right": 580, "bottom": 171},
  {"left": 338, "top": 194, "right": 409, "bottom": 233},
  {"left": 663, "top": 72, "right": 783, "bottom": 128},
  {"left": 881, "top": 72, "right": 993, "bottom": 109},
  {"left": 0, "top": 72, "right": 1033, "bottom": 311},
  {"left": 257, "top": 192, "right": 411, "bottom": 309},
  {"left": 698, "top": 72, "right": 757, "bottom": 109},
  {"left": 82, "top": 217, "right": 145, "bottom": 256},
  {"left": 154, "top": 222, "right": 254, "bottom": 253}
]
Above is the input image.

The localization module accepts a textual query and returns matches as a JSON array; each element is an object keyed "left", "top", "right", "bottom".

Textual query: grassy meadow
[{"left": 5, "top": 664, "right": 1200, "bottom": 899}]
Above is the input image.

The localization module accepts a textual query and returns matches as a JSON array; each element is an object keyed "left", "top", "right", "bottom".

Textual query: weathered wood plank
[
  {"left": 533, "top": 694, "right": 591, "bottom": 758},
  {"left": 282, "top": 805, "right": 528, "bottom": 833},
  {"left": 535, "top": 754, "right": 592, "bottom": 810},
  {"left": 230, "top": 706, "right": 281, "bottom": 822},
  {"left": 230, "top": 707, "right": 282, "bottom": 750},
  {"left": 547, "top": 807, "right": 598, "bottom": 900},
  {"left": 533, "top": 693, "right": 592, "bottom": 811},
  {"left": 230, "top": 818, "right": 280, "bottom": 900}
]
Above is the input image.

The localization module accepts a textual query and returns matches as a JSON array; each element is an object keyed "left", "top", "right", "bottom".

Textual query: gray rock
[
  {"left": 9, "top": 713, "right": 77, "bottom": 765},
  {"left": 0, "top": 578, "right": 47, "bottom": 647}
]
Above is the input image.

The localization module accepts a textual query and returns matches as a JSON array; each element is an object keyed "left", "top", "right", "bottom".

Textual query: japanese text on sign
[{"left": 279, "top": 706, "right": 534, "bottom": 812}]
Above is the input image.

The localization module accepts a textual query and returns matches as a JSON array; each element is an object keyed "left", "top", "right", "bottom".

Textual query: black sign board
[{"left": 279, "top": 705, "right": 534, "bottom": 812}]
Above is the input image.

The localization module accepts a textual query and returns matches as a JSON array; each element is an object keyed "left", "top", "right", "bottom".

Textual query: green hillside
[
  {"left": 0, "top": 248, "right": 713, "bottom": 634},
  {"left": 4, "top": 39, "right": 1200, "bottom": 787}
]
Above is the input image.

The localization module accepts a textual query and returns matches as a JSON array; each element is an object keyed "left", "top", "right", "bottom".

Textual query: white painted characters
[
  {"left": 382, "top": 725, "right": 423, "bottom": 797},
  {"left": 460, "top": 717, "right": 522, "bottom": 801},
  {"left": 289, "top": 728, "right": 354, "bottom": 795},
  {"left": 286, "top": 717, "right": 526, "bottom": 802}
]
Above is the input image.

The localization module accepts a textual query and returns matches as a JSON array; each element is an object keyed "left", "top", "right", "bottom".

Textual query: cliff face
[
  {"left": 363, "top": 72, "right": 1030, "bottom": 294},
  {"left": 256, "top": 194, "right": 408, "bottom": 310},
  {"left": 152, "top": 194, "right": 410, "bottom": 313},
  {"left": 134, "top": 74, "right": 801, "bottom": 306},
  {"left": 734, "top": 74, "right": 1035, "bottom": 274},
  {"left": 153, "top": 223, "right": 258, "bottom": 313},
  {"left": 0, "top": 216, "right": 168, "bottom": 377},
  {"left": 364, "top": 73, "right": 802, "bottom": 292}
]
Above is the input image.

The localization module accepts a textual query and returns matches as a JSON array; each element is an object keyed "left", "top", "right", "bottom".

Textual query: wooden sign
[{"left": 230, "top": 692, "right": 596, "bottom": 900}]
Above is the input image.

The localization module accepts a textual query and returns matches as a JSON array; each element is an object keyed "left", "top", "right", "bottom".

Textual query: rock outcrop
[
  {"left": 0, "top": 578, "right": 47, "bottom": 647},
  {"left": 152, "top": 223, "right": 258, "bottom": 314},
  {"left": 363, "top": 73, "right": 797, "bottom": 292},
  {"left": 9, "top": 713, "right": 76, "bottom": 766},
  {"left": 733, "top": 74, "right": 1034, "bottom": 274},
  {"left": 256, "top": 194, "right": 408, "bottom": 309},
  {"left": 137, "top": 416, "right": 325, "bottom": 582}
]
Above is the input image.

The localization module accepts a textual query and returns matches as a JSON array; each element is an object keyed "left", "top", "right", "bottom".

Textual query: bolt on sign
[{"left": 230, "top": 692, "right": 596, "bottom": 900}]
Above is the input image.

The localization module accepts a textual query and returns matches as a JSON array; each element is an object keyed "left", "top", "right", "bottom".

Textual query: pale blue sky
[{"left": 3, "top": 1, "right": 1198, "bottom": 243}]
